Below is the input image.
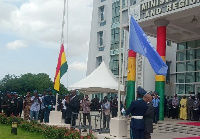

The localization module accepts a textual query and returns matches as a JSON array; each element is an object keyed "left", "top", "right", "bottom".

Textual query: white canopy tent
[{"left": 68, "top": 61, "right": 124, "bottom": 95}]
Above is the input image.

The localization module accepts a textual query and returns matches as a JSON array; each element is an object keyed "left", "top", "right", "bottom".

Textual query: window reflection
[{"left": 176, "top": 39, "right": 200, "bottom": 95}]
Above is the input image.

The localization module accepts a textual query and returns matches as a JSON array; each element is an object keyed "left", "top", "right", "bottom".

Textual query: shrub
[{"left": 0, "top": 113, "right": 97, "bottom": 139}]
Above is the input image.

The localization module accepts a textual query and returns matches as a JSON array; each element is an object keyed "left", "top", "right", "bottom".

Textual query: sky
[{"left": 0, "top": 0, "right": 93, "bottom": 88}]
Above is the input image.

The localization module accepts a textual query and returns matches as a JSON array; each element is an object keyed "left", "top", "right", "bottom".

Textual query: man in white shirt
[
  {"left": 61, "top": 95, "right": 67, "bottom": 120},
  {"left": 30, "top": 90, "right": 41, "bottom": 121}
]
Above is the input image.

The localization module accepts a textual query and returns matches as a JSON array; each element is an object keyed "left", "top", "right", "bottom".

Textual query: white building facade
[{"left": 87, "top": 0, "right": 200, "bottom": 97}]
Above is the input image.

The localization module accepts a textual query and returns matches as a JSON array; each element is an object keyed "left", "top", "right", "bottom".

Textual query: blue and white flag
[{"left": 129, "top": 16, "right": 168, "bottom": 76}]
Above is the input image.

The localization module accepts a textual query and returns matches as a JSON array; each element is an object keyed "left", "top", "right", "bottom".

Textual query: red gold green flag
[{"left": 53, "top": 43, "right": 68, "bottom": 91}]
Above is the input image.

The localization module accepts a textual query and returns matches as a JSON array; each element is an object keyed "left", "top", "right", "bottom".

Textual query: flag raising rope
[{"left": 53, "top": 0, "right": 68, "bottom": 92}]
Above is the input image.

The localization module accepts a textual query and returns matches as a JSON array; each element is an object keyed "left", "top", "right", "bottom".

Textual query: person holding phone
[{"left": 30, "top": 90, "right": 41, "bottom": 121}]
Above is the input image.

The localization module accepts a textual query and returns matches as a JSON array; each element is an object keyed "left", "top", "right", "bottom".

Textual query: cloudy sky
[{"left": 0, "top": 0, "right": 93, "bottom": 88}]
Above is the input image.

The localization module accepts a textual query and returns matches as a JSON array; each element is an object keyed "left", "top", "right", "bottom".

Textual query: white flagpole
[
  {"left": 61, "top": 0, "right": 66, "bottom": 44},
  {"left": 118, "top": 0, "right": 123, "bottom": 118}
]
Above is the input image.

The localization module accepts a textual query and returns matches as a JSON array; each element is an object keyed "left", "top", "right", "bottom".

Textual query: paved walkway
[
  {"left": 97, "top": 118, "right": 200, "bottom": 139},
  {"left": 151, "top": 118, "right": 200, "bottom": 139}
]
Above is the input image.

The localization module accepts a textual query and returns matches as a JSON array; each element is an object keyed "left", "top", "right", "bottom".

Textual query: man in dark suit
[
  {"left": 126, "top": 86, "right": 147, "bottom": 139},
  {"left": 65, "top": 90, "right": 80, "bottom": 126},
  {"left": 143, "top": 94, "right": 154, "bottom": 139},
  {"left": 44, "top": 89, "right": 56, "bottom": 123}
]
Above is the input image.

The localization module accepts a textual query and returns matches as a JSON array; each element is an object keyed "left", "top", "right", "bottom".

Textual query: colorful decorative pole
[
  {"left": 126, "top": 50, "right": 136, "bottom": 108},
  {"left": 154, "top": 20, "right": 169, "bottom": 120}
]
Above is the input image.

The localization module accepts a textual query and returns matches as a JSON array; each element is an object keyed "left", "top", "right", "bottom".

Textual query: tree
[{"left": 0, "top": 73, "right": 68, "bottom": 95}]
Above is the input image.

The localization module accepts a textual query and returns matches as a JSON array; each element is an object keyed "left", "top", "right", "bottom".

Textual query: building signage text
[{"left": 140, "top": 0, "right": 200, "bottom": 19}]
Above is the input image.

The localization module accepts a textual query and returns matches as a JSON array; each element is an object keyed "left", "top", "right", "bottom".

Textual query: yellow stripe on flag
[
  {"left": 61, "top": 52, "right": 66, "bottom": 65},
  {"left": 54, "top": 71, "right": 61, "bottom": 91}
]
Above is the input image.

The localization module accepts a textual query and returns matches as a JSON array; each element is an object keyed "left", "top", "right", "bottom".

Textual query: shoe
[{"left": 82, "top": 129, "right": 87, "bottom": 132}]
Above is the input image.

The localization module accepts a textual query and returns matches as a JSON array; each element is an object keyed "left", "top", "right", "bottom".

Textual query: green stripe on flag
[{"left": 60, "top": 62, "right": 68, "bottom": 78}]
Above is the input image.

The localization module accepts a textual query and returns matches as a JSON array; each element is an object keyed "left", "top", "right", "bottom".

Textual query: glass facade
[
  {"left": 110, "top": 0, "right": 124, "bottom": 75},
  {"left": 176, "top": 39, "right": 200, "bottom": 95}
]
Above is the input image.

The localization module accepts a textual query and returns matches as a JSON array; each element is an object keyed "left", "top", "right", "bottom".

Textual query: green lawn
[{"left": 0, "top": 124, "right": 46, "bottom": 139}]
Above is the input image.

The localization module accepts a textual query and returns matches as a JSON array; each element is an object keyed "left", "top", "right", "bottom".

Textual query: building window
[
  {"left": 99, "top": 46, "right": 104, "bottom": 51},
  {"left": 167, "top": 41, "right": 172, "bottom": 46},
  {"left": 130, "top": 0, "right": 137, "bottom": 6},
  {"left": 112, "top": 2, "right": 120, "bottom": 24},
  {"left": 98, "top": 31, "right": 103, "bottom": 47},
  {"left": 96, "top": 56, "right": 103, "bottom": 66},
  {"left": 176, "top": 39, "right": 200, "bottom": 95},
  {"left": 100, "top": 6, "right": 105, "bottom": 21},
  {"left": 99, "top": 6, "right": 106, "bottom": 26},
  {"left": 100, "top": 21, "right": 106, "bottom": 27},
  {"left": 101, "top": 0, "right": 106, "bottom": 2}
]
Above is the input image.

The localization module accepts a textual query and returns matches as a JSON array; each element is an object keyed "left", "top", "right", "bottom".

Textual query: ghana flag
[{"left": 54, "top": 43, "right": 68, "bottom": 92}]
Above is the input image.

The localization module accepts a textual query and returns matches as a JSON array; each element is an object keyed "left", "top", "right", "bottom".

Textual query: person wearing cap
[
  {"left": 30, "top": 90, "right": 41, "bottom": 121},
  {"left": 125, "top": 86, "right": 147, "bottom": 139},
  {"left": 143, "top": 94, "right": 154, "bottom": 139},
  {"left": 152, "top": 92, "right": 160, "bottom": 124},
  {"left": 192, "top": 95, "right": 200, "bottom": 121},
  {"left": 172, "top": 94, "right": 179, "bottom": 119},
  {"left": 80, "top": 95, "right": 91, "bottom": 132},
  {"left": 23, "top": 92, "right": 32, "bottom": 120},
  {"left": 102, "top": 96, "right": 110, "bottom": 129},
  {"left": 44, "top": 89, "right": 56, "bottom": 123}
]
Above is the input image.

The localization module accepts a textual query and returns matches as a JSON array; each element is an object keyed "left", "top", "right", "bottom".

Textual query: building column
[
  {"left": 154, "top": 19, "right": 169, "bottom": 121},
  {"left": 126, "top": 50, "right": 136, "bottom": 108}
]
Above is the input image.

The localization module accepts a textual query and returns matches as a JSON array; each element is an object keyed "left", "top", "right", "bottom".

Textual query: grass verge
[{"left": 0, "top": 124, "right": 46, "bottom": 139}]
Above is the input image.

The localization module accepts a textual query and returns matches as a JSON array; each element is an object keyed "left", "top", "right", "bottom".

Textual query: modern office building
[{"left": 87, "top": 0, "right": 200, "bottom": 97}]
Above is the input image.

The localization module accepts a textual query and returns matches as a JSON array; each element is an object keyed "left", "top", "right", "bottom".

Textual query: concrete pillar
[{"left": 154, "top": 19, "right": 169, "bottom": 120}]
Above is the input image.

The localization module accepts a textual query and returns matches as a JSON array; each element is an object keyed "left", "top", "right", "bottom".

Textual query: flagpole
[
  {"left": 66, "top": 0, "right": 69, "bottom": 88},
  {"left": 118, "top": 0, "right": 122, "bottom": 118},
  {"left": 61, "top": 0, "right": 66, "bottom": 45}
]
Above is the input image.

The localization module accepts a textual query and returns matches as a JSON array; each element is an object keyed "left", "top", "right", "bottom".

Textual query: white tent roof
[{"left": 68, "top": 61, "right": 124, "bottom": 95}]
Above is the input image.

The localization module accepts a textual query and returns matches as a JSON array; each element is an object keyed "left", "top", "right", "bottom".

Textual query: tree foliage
[{"left": 0, "top": 73, "right": 68, "bottom": 95}]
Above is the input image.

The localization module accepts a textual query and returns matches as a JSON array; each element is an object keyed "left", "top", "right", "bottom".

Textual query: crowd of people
[
  {"left": 58, "top": 93, "right": 124, "bottom": 131},
  {"left": 125, "top": 87, "right": 200, "bottom": 139},
  {"left": 1, "top": 88, "right": 200, "bottom": 138},
  {"left": 164, "top": 94, "right": 200, "bottom": 121},
  {"left": 0, "top": 89, "right": 56, "bottom": 123}
]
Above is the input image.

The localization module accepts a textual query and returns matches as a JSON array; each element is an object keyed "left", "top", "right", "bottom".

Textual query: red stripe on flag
[{"left": 55, "top": 44, "right": 64, "bottom": 78}]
